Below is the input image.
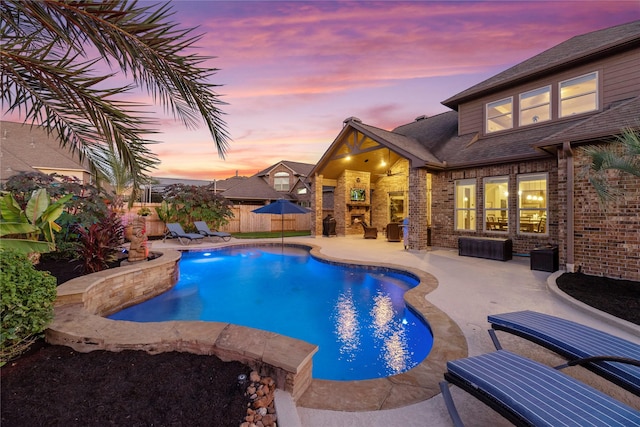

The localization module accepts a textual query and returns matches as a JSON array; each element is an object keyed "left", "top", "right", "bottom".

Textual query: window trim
[
  {"left": 455, "top": 178, "right": 476, "bottom": 232},
  {"left": 559, "top": 71, "right": 598, "bottom": 118},
  {"left": 519, "top": 85, "right": 551, "bottom": 127},
  {"left": 517, "top": 172, "right": 548, "bottom": 236},
  {"left": 483, "top": 176, "right": 509, "bottom": 233},
  {"left": 274, "top": 171, "right": 290, "bottom": 191},
  {"left": 486, "top": 97, "right": 513, "bottom": 134}
]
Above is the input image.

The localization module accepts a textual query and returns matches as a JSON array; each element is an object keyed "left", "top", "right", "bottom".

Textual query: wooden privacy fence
[{"left": 124, "top": 203, "right": 311, "bottom": 237}]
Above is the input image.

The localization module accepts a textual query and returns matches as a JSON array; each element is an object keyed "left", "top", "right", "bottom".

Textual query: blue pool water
[{"left": 109, "top": 246, "right": 433, "bottom": 381}]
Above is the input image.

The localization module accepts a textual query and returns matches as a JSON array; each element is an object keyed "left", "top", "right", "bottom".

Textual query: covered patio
[{"left": 309, "top": 117, "right": 438, "bottom": 250}]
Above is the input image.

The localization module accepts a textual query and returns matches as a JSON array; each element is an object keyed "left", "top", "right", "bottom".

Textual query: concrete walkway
[{"left": 150, "top": 234, "right": 639, "bottom": 426}]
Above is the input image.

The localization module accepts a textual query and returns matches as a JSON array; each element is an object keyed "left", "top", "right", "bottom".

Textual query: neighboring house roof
[
  {"left": 255, "top": 160, "right": 314, "bottom": 178},
  {"left": 442, "top": 20, "right": 640, "bottom": 109},
  {"left": 0, "top": 120, "right": 89, "bottom": 182},
  {"left": 220, "top": 175, "right": 291, "bottom": 201}
]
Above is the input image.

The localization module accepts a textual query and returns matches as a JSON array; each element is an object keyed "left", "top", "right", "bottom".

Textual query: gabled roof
[
  {"left": 1, "top": 121, "right": 89, "bottom": 181},
  {"left": 442, "top": 20, "right": 640, "bottom": 109},
  {"left": 254, "top": 160, "right": 314, "bottom": 178}
]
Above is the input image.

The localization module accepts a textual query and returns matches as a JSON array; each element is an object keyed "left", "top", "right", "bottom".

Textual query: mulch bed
[
  {"left": 556, "top": 272, "right": 640, "bottom": 325},
  {"left": 1, "top": 344, "right": 251, "bottom": 427}
]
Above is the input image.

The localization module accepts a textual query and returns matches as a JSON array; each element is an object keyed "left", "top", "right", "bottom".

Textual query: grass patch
[{"left": 231, "top": 230, "right": 311, "bottom": 239}]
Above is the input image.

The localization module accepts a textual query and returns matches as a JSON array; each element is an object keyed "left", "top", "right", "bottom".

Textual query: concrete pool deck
[{"left": 50, "top": 234, "right": 639, "bottom": 426}]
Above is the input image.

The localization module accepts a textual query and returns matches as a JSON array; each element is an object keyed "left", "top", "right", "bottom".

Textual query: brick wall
[
  {"left": 563, "top": 146, "right": 640, "bottom": 280},
  {"left": 430, "top": 159, "right": 559, "bottom": 254}
]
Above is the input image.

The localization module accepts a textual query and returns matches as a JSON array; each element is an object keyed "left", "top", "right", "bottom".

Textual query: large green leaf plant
[{"left": 0, "top": 189, "right": 72, "bottom": 254}]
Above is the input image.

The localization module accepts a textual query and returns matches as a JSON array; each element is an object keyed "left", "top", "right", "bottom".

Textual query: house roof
[
  {"left": 536, "top": 96, "right": 640, "bottom": 148},
  {"left": 1, "top": 121, "right": 89, "bottom": 182},
  {"left": 442, "top": 20, "right": 640, "bottom": 109}
]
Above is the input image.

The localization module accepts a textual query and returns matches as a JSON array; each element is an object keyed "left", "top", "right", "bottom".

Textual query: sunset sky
[{"left": 7, "top": 1, "right": 640, "bottom": 180}]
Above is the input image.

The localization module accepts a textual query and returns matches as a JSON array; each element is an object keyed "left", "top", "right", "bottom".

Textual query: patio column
[
  {"left": 408, "top": 167, "right": 429, "bottom": 250},
  {"left": 312, "top": 173, "right": 324, "bottom": 237}
]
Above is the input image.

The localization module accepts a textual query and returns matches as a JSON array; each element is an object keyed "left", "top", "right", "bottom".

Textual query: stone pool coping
[{"left": 46, "top": 243, "right": 467, "bottom": 410}]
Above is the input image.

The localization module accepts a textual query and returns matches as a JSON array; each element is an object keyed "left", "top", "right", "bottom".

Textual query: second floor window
[
  {"left": 486, "top": 97, "right": 513, "bottom": 133},
  {"left": 560, "top": 72, "right": 598, "bottom": 118},
  {"left": 455, "top": 179, "right": 476, "bottom": 231},
  {"left": 274, "top": 172, "right": 290, "bottom": 191},
  {"left": 520, "top": 86, "right": 550, "bottom": 126}
]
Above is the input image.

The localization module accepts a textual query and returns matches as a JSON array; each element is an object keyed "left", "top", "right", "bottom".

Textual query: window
[
  {"left": 518, "top": 173, "right": 548, "bottom": 234},
  {"left": 274, "top": 172, "right": 289, "bottom": 191},
  {"left": 484, "top": 177, "right": 508, "bottom": 232},
  {"left": 560, "top": 72, "right": 597, "bottom": 118},
  {"left": 455, "top": 179, "right": 476, "bottom": 231},
  {"left": 486, "top": 97, "right": 513, "bottom": 133},
  {"left": 297, "top": 188, "right": 307, "bottom": 195},
  {"left": 519, "top": 86, "right": 550, "bottom": 126}
]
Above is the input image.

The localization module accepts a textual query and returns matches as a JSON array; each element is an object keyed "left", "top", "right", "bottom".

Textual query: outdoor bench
[
  {"left": 458, "top": 236, "right": 512, "bottom": 261},
  {"left": 488, "top": 310, "right": 640, "bottom": 395}
]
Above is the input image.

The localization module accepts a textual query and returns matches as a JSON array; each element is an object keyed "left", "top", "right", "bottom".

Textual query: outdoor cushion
[
  {"left": 443, "top": 350, "right": 640, "bottom": 427},
  {"left": 488, "top": 310, "right": 640, "bottom": 394}
]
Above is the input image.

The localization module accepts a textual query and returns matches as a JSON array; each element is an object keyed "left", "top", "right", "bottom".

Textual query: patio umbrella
[{"left": 251, "top": 199, "right": 312, "bottom": 248}]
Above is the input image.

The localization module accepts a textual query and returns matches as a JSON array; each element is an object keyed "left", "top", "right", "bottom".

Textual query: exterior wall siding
[
  {"left": 430, "top": 158, "right": 559, "bottom": 254},
  {"left": 457, "top": 50, "right": 640, "bottom": 137}
]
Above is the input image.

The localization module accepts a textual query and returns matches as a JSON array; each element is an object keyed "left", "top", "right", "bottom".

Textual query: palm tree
[
  {"left": 582, "top": 126, "right": 640, "bottom": 202},
  {"left": 1, "top": 0, "right": 230, "bottom": 190}
]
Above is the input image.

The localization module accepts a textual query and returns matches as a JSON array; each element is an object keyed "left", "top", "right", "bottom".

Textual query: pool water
[{"left": 109, "top": 246, "right": 433, "bottom": 381}]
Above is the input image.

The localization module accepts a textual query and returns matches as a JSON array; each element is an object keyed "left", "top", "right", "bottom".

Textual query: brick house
[{"left": 310, "top": 21, "right": 640, "bottom": 281}]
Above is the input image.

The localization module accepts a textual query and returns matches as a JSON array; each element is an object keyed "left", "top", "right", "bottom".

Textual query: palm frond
[{"left": 1, "top": 0, "right": 229, "bottom": 186}]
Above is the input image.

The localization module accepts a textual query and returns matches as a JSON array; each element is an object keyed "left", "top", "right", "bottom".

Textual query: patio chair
[
  {"left": 164, "top": 223, "right": 204, "bottom": 246},
  {"left": 440, "top": 350, "right": 640, "bottom": 427},
  {"left": 194, "top": 221, "right": 232, "bottom": 242},
  {"left": 488, "top": 310, "right": 640, "bottom": 395},
  {"left": 359, "top": 221, "right": 378, "bottom": 239}
]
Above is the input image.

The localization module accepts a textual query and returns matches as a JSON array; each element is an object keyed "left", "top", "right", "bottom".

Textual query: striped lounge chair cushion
[
  {"left": 446, "top": 350, "right": 640, "bottom": 427},
  {"left": 488, "top": 310, "right": 640, "bottom": 394}
]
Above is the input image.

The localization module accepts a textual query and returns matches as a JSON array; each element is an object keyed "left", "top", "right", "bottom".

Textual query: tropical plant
[
  {"left": 582, "top": 126, "right": 640, "bottom": 202},
  {"left": 0, "top": 189, "right": 72, "bottom": 255},
  {"left": 3, "top": 172, "right": 111, "bottom": 260},
  {"left": 1, "top": 0, "right": 230, "bottom": 192},
  {"left": 160, "top": 183, "right": 233, "bottom": 231},
  {"left": 0, "top": 249, "right": 57, "bottom": 364},
  {"left": 74, "top": 210, "right": 124, "bottom": 273},
  {"left": 137, "top": 206, "right": 152, "bottom": 217}
]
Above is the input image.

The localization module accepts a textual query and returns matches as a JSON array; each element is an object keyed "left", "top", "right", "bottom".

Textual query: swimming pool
[{"left": 109, "top": 245, "right": 434, "bottom": 381}]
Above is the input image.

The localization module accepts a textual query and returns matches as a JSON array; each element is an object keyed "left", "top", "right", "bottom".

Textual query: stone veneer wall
[
  {"left": 336, "top": 170, "right": 372, "bottom": 235},
  {"left": 47, "top": 249, "right": 318, "bottom": 401},
  {"left": 430, "top": 158, "right": 558, "bottom": 255},
  {"left": 558, "top": 146, "right": 640, "bottom": 281},
  {"left": 371, "top": 159, "right": 410, "bottom": 230}
]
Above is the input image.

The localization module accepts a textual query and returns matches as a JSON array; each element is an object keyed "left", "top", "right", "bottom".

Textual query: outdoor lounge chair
[
  {"left": 194, "top": 221, "right": 232, "bottom": 242},
  {"left": 488, "top": 310, "right": 640, "bottom": 395},
  {"left": 164, "top": 223, "right": 204, "bottom": 245},
  {"left": 359, "top": 221, "right": 378, "bottom": 239},
  {"left": 440, "top": 350, "right": 640, "bottom": 427}
]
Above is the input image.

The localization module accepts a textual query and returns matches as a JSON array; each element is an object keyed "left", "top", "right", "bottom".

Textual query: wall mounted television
[{"left": 350, "top": 188, "right": 366, "bottom": 202}]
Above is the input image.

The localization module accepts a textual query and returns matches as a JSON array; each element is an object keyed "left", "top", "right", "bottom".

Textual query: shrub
[
  {"left": 74, "top": 210, "right": 124, "bottom": 273},
  {"left": 0, "top": 249, "right": 57, "bottom": 364}
]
